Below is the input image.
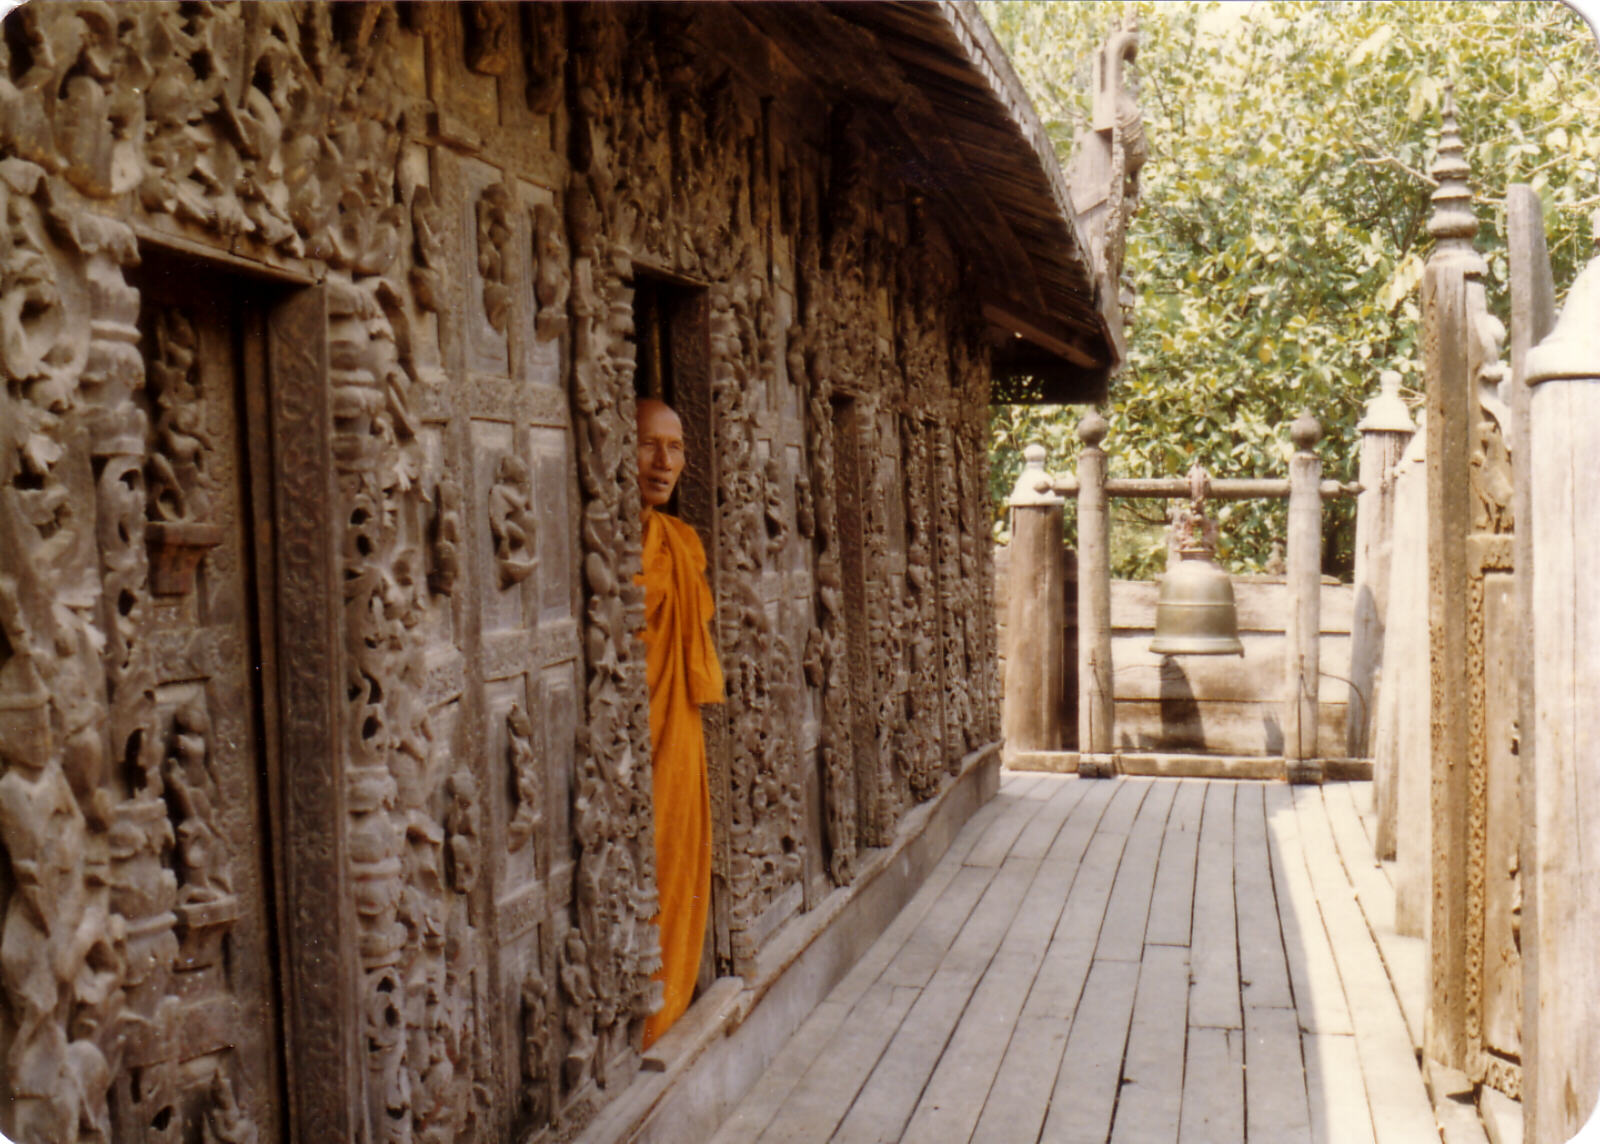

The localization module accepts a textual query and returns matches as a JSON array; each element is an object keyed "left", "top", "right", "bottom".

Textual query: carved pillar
[
  {"left": 1001, "top": 445, "right": 1066, "bottom": 757},
  {"left": 1354, "top": 374, "right": 1415, "bottom": 847},
  {"left": 1524, "top": 251, "right": 1600, "bottom": 1142},
  {"left": 1422, "top": 91, "right": 1525, "bottom": 1086},
  {"left": 1076, "top": 413, "right": 1114, "bottom": 761},
  {"left": 1285, "top": 411, "right": 1322, "bottom": 777}
]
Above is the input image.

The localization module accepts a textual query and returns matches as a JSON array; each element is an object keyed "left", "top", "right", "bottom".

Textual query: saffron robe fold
[{"left": 638, "top": 511, "right": 724, "bottom": 1048}]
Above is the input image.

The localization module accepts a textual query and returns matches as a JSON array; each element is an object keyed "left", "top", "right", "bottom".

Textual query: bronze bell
[{"left": 1149, "top": 466, "right": 1244, "bottom": 656}]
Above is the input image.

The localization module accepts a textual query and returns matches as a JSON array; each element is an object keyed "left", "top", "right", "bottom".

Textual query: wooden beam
[{"left": 982, "top": 300, "right": 1107, "bottom": 369}]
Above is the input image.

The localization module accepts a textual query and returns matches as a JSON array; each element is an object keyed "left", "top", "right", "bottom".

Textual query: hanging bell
[
  {"left": 1149, "top": 547, "right": 1245, "bottom": 656},
  {"left": 1149, "top": 465, "right": 1244, "bottom": 656}
]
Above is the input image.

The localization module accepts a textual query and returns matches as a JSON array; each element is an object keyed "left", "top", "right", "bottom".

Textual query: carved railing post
[
  {"left": 1002, "top": 444, "right": 1066, "bottom": 758},
  {"left": 1524, "top": 250, "right": 1600, "bottom": 1142},
  {"left": 1285, "top": 411, "right": 1323, "bottom": 779},
  {"left": 1076, "top": 413, "right": 1115, "bottom": 763},
  {"left": 1353, "top": 372, "right": 1415, "bottom": 841},
  {"left": 1422, "top": 89, "right": 1526, "bottom": 1086}
]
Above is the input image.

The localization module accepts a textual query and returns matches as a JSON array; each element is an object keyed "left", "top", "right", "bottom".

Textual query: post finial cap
[
  {"left": 1527, "top": 252, "right": 1600, "bottom": 385},
  {"left": 1008, "top": 442, "right": 1063, "bottom": 506},
  {"left": 1290, "top": 410, "right": 1322, "bottom": 451},
  {"left": 1358, "top": 370, "right": 1417, "bottom": 432}
]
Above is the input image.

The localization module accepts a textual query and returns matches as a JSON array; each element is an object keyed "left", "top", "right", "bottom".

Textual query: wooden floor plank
[
  {"left": 1097, "top": 779, "right": 1180, "bottom": 962},
  {"left": 1235, "top": 782, "right": 1296, "bottom": 1010},
  {"left": 1265, "top": 783, "right": 1354, "bottom": 1037},
  {"left": 1178, "top": 1026, "right": 1244, "bottom": 1144},
  {"left": 1320, "top": 781, "right": 1426, "bottom": 1048},
  {"left": 971, "top": 831, "right": 1127, "bottom": 1144},
  {"left": 1146, "top": 779, "right": 1206, "bottom": 948},
  {"left": 1189, "top": 782, "right": 1242, "bottom": 1030},
  {"left": 718, "top": 770, "right": 1035, "bottom": 1144},
  {"left": 879, "top": 864, "right": 995, "bottom": 990},
  {"left": 902, "top": 839, "right": 1094, "bottom": 1144},
  {"left": 965, "top": 778, "right": 1054, "bottom": 867},
  {"left": 1245, "top": 1004, "right": 1312, "bottom": 1142},
  {"left": 1291, "top": 787, "right": 1439, "bottom": 1144},
  {"left": 1043, "top": 774, "right": 1122, "bottom": 866},
  {"left": 711, "top": 996, "right": 854, "bottom": 1144},
  {"left": 1324, "top": 782, "right": 1399, "bottom": 931},
  {"left": 900, "top": 948, "right": 1044, "bottom": 1144},
  {"left": 1038, "top": 958, "right": 1142, "bottom": 1144},
  {"left": 1009, "top": 776, "right": 1092, "bottom": 861},
  {"left": 1305, "top": 1032, "right": 1379, "bottom": 1144},
  {"left": 755, "top": 982, "right": 920, "bottom": 1144},
  {"left": 1096, "top": 776, "right": 1154, "bottom": 836},
  {"left": 831, "top": 858, "right": 1041, "bottom": 1144},
  {"left": 722, "top": 777, "right": 1445, "bottom": 1144},
  {"left": 1109, "top": 944, "right": 1191, "bottom": 1144}
]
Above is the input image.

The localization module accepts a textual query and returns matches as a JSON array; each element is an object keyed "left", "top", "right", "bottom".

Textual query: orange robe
[{"left": 638, "top": 511, "right": 724, "bottom": 1048}]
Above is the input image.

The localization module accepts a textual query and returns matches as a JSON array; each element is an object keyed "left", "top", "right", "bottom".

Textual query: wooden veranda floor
[{"left": 711, "top": 772, "right": 1451, "bottom": 1144}]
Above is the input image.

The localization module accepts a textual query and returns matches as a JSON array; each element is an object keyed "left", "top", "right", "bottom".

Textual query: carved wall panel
[{"left": 326, "top": 275, "right": 482, "bottom": 1144}]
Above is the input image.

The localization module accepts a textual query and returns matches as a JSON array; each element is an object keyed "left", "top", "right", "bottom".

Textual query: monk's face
[{"left": 637, "top": 399, "right": 685, "bottom": 510}]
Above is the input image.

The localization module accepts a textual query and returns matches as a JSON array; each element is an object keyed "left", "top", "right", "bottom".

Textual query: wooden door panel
[{"left": 115, "top": 259, "right": 282, "bottom": 1142}]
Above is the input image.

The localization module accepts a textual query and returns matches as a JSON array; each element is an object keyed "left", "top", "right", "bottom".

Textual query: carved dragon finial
[{"left": 1426, "top": 84, "right": 1487, "bottom": 278}]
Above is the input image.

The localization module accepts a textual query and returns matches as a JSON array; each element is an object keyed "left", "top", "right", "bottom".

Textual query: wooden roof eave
[{"left": 831, "top": 1, "right": 1120, "bottom": 378}]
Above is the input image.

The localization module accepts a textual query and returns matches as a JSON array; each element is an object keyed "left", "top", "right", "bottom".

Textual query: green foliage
[{"left": 986, "top": 0, "right": 1600, "bottom": 578}]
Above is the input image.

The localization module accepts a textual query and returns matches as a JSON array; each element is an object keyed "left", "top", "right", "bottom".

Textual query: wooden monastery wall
[{"left": 0, "top": 4, "right": 1001, "bottom": 1142}]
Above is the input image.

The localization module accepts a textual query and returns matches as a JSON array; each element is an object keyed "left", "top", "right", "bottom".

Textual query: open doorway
[{"left": 631, "top": 271, "right": 724, "bottom": 994}]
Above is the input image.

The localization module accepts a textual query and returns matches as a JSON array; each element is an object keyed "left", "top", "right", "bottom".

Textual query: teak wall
[{"left": 0, "top": 4, "right": 1002, "bottom": 1142}]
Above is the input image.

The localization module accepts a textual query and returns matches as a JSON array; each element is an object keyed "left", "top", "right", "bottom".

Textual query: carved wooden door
[{"left": 114, "top": 254, "right": 284, "bottom": 1142}]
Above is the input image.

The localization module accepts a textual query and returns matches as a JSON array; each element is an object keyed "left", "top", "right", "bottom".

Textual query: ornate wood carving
[
  {"left": 328, "top": 276, "right": 479, "bottom": 1143},
  {"left": 565, "top": 16, "right": 662, "bottom": 1081},
  {"left": 0, "top": 5, "right": 1011, "bottom": 1139},
  {"left": 1424, "top": 94, "right": 1522, "bottom": 1099},
  {"left": 489, "top": 454, "right": 539, "bottom": 589},
  {"left": 144, "top": 308, "right": 223, "bottom": 595},
  {"left": 533, "top": 203, "right": 570, "bottom": 344}
]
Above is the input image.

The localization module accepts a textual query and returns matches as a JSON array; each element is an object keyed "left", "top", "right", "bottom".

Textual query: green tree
[{"left": 987, "top": 0, "right": 1600, "bottom": 579}]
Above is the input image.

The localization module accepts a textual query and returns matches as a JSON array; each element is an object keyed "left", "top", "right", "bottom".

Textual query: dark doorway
[{"left": 630, "top": 271, "right": 724, "bottom": 991}]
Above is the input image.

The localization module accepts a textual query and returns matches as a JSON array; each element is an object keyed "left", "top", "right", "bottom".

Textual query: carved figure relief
[
  {"left": 144, "top": 308, "right": 222, "bottom": 595},
  {"left": 409, "top": 186, "right": 445, "bottom": 314},
  {"left": 523, "top": 5, "right": 568, "bottom": 116},
  {"left": 428, "top": 478, "right": 462, "bottom": 596},
  {"left": 534, "top": 202, "right": 570, "bottom": 344},
  {"left": 521, "top": 964, "right": 552, "bottom": 1125},
  {"left": 463, "top": 3, "right": 516, "bottom": 77},
  {"left": 489, "top": 454, "right": 539, "bottom": 589},
  {"left": 163, "top": 701, "right": 234, "bottom": 906},
  {"left": 476, "top": 183, "right": 514, "bottom": 336},
  {"left": 505, "top": 704, "right": 542, "bottom": 853}
]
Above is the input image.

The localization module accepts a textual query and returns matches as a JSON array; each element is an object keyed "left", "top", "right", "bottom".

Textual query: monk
[{"left": 635, "top": 398, "right": 724, "bottom": 1048}]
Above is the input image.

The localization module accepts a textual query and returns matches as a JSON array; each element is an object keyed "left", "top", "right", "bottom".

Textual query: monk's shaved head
[
  {"left": 637, "top": 398, "right": 686, "bottom": 511},
  {"left": 637, "top": 398, "right": 682, "bottom": 432}
]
